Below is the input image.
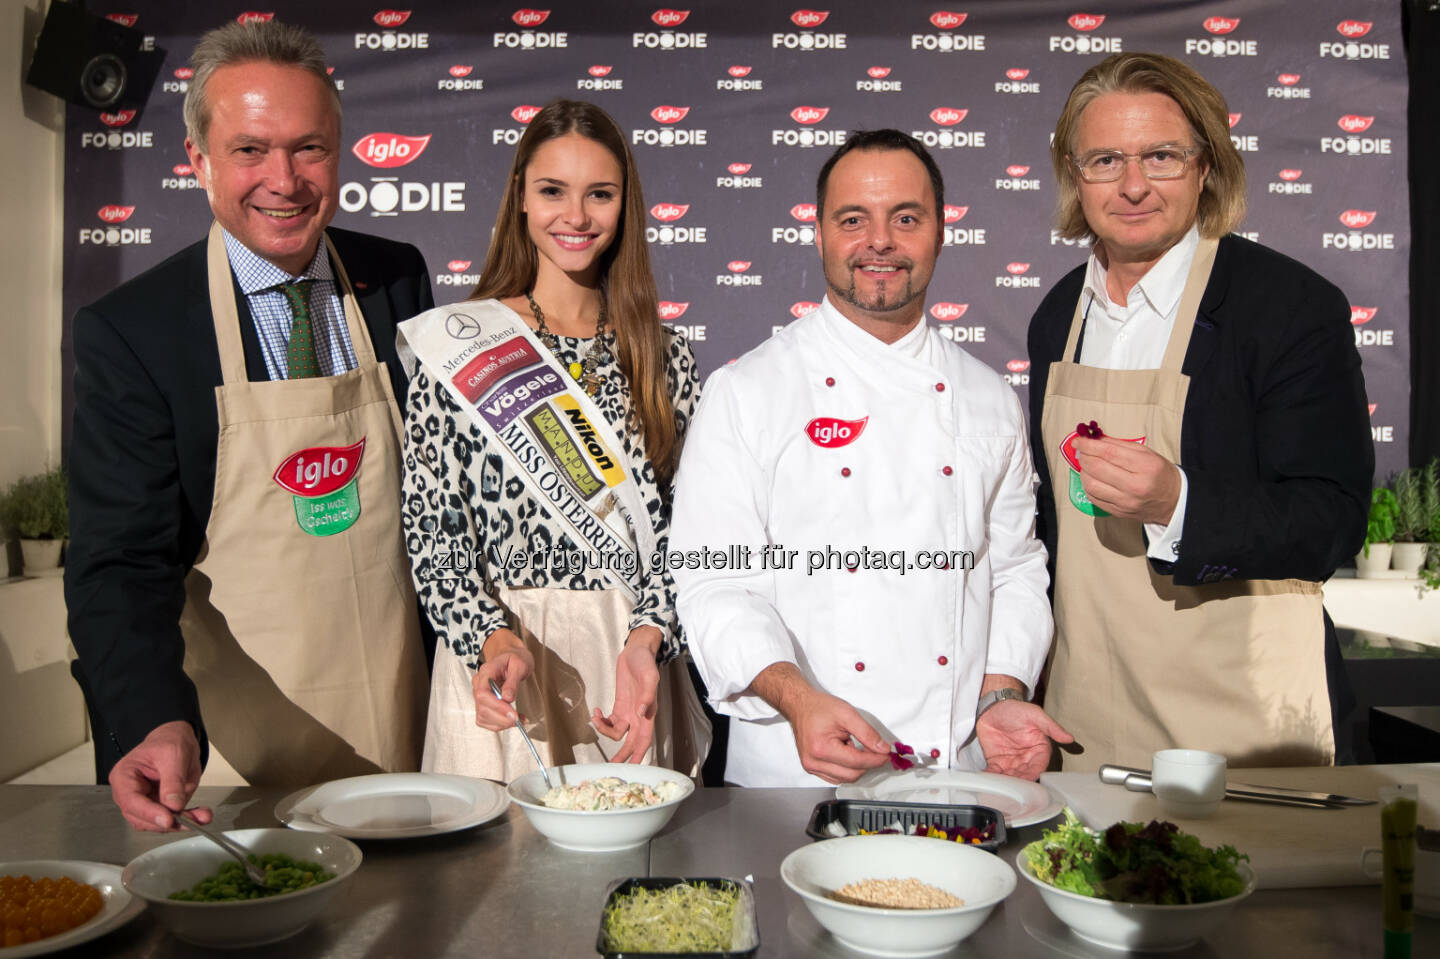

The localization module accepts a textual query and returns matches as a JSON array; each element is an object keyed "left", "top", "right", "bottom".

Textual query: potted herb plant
[
  {"left": 1355, "top": 486, "right": 1397, "bottom": 578},
  {"left": 0, "top": 467, "right": 68, "bottom": 576},
  {"left": 1390, "top": 460, "right": 1436, "bottom": 575}
]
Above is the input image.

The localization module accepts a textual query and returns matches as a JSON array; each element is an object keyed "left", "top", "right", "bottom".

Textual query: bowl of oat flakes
[{"left": 779, "top": 834, "right": 1016, "bottom": 957}]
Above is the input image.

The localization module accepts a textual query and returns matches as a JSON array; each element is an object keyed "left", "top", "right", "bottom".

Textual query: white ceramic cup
[
  {"left": 1151, "top": 749, "right": 1226, "bottom": 819},
  {"left": 1361, "top": 844, "right": 1439, "bottom": 918}
]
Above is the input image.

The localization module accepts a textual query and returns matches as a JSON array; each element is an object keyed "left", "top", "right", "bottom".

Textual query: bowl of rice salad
[{"left": 506, "top": 763, "right": 694, "bottom": 852}]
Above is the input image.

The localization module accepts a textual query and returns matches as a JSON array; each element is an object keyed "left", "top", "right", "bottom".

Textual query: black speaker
[{"left": 25, "top": 2, "right": 163, "bottom": 110}]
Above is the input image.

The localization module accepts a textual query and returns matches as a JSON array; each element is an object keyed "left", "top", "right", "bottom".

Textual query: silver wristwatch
[{"left": 976, "top": 687, "right": 1025, "bottom": 717}]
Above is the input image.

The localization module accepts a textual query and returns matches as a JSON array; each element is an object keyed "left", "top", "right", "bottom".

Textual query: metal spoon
[
  {"left": 179, "top": 812, "right": 271, "bottom": 887},
  {"left": 489, "top": 679, "right": 553, "bottom": 789}
]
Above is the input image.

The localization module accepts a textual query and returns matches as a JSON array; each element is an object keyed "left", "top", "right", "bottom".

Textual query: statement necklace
[{"left": 526, "top": 291, "right": 611, "bottom": 396}]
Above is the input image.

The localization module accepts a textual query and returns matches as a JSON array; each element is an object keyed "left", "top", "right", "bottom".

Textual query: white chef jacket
[{"left": 670, "top": 297, "right": 1053, "bottom": 786}]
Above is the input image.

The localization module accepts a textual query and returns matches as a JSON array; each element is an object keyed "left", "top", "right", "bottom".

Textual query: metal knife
[{"left": 1098, "top": 764, "right": 1376, "bottom": 808}]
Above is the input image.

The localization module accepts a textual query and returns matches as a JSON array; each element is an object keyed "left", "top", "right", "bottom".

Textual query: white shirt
[
  {"left": 1079, "top": 225, "right": 1199, "bottom": 562},
  {"left": 670, "top": 298, "right": 1053, "bottom": 786}
]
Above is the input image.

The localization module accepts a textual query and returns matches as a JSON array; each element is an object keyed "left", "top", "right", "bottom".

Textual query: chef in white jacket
[{"left": 671, "top": 131, "right": 1072, "bottom": 787}]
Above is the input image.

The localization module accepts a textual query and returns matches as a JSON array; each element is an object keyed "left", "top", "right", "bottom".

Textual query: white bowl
[
  {"left": 121, "top": 828, "right": 361, "bottom": 948},
  {"left": 780, "top": 834, "right": 1016, "bottom": 958},
  {"left": 506, "top": 762, "right": 694, "bottom": 852},
  {"left": 1018, "top": 846, "right": 1257, "bottom": 951}
]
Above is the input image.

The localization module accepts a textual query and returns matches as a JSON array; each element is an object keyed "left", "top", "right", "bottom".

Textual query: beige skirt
[{"left": 421, "top": 584, "right": 711, "bottom": 783}]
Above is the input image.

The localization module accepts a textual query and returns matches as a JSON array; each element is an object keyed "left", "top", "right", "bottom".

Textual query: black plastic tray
[
  {"left": 596, "top": 877, "right": 760, "bottom": 958},
  {"left": 805, "top": 800, "right": 1006, "bottom": 852}
]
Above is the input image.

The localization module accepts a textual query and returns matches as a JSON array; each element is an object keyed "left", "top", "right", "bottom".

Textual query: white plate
[
  {"left": 0, "top": 861, "right": 145, "bottom": 958},
  {"left": 836, "top": 769, "right": 1065, "bottom": 827},
  {"left": 275, "top": 773, "right": 509, "bottom": 838}
]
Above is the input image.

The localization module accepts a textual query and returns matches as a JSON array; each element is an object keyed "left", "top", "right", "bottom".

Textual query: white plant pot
[
  {"left": 1391, "top": 542, "right": 1430, "bottom": 576},
  {"left": 1355, "top": 542, "right": 1393, "bottom": 578},
  {"left": 19, "top": 538, "right": 63, "bottom": 577}
]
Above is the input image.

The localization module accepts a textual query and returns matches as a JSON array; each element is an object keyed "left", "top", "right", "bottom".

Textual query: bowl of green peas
[{"left": 121, "top": 827, "right": 361, "bottom": 948}]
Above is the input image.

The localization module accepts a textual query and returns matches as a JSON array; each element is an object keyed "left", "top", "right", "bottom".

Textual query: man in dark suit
[
  {"left": 66, "top": 20, "right": 433, "bottom": 831},
  {"left": 1028, "top": 53, "right": 1371, "bottom": 770}
]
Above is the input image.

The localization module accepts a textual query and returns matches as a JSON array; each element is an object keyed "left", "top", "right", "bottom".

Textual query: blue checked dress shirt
[{"left": 221, "top": 229, "right": 358, "bottom": 381}]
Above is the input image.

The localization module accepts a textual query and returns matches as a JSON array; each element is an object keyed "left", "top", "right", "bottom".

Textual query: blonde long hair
[{"left": 470, "top": 100, "right": 678, "bottom": 484}]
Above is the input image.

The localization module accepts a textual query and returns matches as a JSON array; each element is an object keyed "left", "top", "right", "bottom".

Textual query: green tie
[{"left": 281, "top": 279, "right": 320, "bottom": 379}]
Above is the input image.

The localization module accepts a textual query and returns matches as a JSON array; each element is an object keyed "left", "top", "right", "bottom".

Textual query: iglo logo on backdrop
[
  {"left": 775, "top": 9, "right": 847, "bottom": 50},
  {"left": 633, "top": 105, "right": 707, "bottom": 147},
  {"left": 496, "top": 9, "right": 568, "bottom": 48},
  {"left": 163, "top": 65, "right": 193, "bottom": 95},
  {"left": 648, "top": 203, "right": 707, "bottom": 245},
  {"left": 658, "top": 300, "right": 705, "bottom": 341},
  {"left": 996, "top": 163, "right": 1041, "bottom": 192},
  {"left": 913, "top": 107, "right": 984, "bottom": 149},
  {"left": 858, "top": 65, "right": 901, "bottom": 93},
  {"left": 1267, "top": 168, "right": 1312, "bottom": 196},
  {"left": 579, "top": 64, "right": 622, "bottom": 91},
  {"left": 772, "top": 203, "right": 817, "bottom": 245},
  {"left": 441, "top": 64, "right": 484, "bottom": 92},
  {"left": 944, "top": 205, "right": 985, "bottom": 246},
  {"left": 341, "top": 133, "right": 464, "bottom": 217},
  {"left": 1004, "top": 358, "right": 1031, "bottom": 387},
  {"left": 930, "top": 301, "right": 985, "bottom": 343},
  {"left": 635, "top": 8, "right": 707, "bottom": 49},
  {"left": 437, "top": 259, "right": 480, "bottom": 288},
  {"left": 352, "top": 132, "right": 431, "bottom": 168},
  {"left": 1185, "top": 16, "right": 1258, "bottom": 57},
  {"left": 718, "top": 64, "right": 761, "bottom": 91},
  {"left": 913, "top": 10, "right": 985, "bottom": 52},
  {"left": 82, "top": 109, "right": 151, "bottom": 150},
  {"left": 996, "top": 67, "right": 1038, "bottom": 95},
  {"left": 717, "top": 259, "right": 763, "bottom": 288},
  {"left": 1323, "top": 209, "right": 1395, "bottom": 252},
  {"left": 494, "top": 104, "right": 540, "bottom": 145},
  {"left": 996, "top": 261, "right": 1040, "bottom": 290},
  {"left": 773, "top": 105, "right": 845, "bottom": 148},
  {"left": 1351, "top": 305, "right": 1392, "bottom": 349},
  {"left": 80, "top": 204, "right": 152, "bottom": 246},
  {"left": 1322, "top": 20, "right": 1389, "bottom": 60},
  {"left": 1267, "top": 71, "right": 1310, "bottom": 100},
  {"left": 717, "top": 161, "right": 762, "bottom": 189},
  {"left": 1228, "top": 113, "right": 1258, "bottom": 152},
  {"left": 162, "top": 162, "right": 200, "bottom": 191},
  {"left": 357, "top": 9, "right": 429, "bottom": 51},
  {"left": 1050, "top": 13, "right": 1120, "bottom": 54},
  {"left": 1324, "top": 115, "right": 1391, "bottom": 156}
]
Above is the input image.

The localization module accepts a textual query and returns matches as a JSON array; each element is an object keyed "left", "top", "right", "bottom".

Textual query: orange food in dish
[{"left": 0, "top": 875, "right": 104, "bottom": 947}]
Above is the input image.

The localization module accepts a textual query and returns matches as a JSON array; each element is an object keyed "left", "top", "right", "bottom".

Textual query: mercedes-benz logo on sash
[{"left": 445, "top": 312, "right": 481, "bottom": 339}]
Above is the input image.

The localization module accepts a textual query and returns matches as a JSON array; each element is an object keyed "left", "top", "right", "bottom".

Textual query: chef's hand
[
  {"left": 1074, "top": 436, "right": 1182, "bottom": 525},
  {"left": 751, "top": 663, "right": 891, "bottom": 784},
  {"left": 109, "top": 720, "right": 211, "bottom": 832},
  {"left": 594, "top": 626, "right": 662, "bottom": 763},
  {"left": 472, "top": 628, "right": 535, "bottom": 730},
  {"left": 976, "top": 700, "right": 1074, "bottom": 781}
]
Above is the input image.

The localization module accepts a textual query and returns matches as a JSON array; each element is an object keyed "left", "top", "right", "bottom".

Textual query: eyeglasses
[{"left": 1070, "top": 145, "right": 1201, "bottom": 182}]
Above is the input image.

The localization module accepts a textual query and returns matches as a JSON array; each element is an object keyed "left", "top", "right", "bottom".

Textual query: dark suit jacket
[
  {"left": 65, "top": 227, "right": 434, "bottom": 776},
  {"left": 1027, "top": 235, "right": 1372, "bottom": 753}
]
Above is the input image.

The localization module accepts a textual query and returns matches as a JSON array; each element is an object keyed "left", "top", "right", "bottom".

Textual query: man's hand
[
  {"left": 751, "top": 663, "right": 891, "bottom": 784},
  {"left": 594, "top": 626, "right": 663, "bottom": 763},
  {"left": 1075, "top": 436, "right": 1182, "bottom": 525},
  {"left": 471, "top": 628, "right": 536, "bottom": 730},
  {"left": 976, "top": 700, "right": 1074, "bottom": 781},
  {"left": 108, "top": 720, "right": 210, "bottom": 832}
]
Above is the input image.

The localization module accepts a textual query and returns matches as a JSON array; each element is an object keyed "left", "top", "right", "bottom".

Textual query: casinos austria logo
[{"left": 274, "top": 439, "right": 367, "bottom": 536}]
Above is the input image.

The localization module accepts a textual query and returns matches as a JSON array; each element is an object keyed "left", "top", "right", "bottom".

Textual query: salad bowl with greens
[{"left": 1018, "top": 810, "right": 1256, "bottom": 951}]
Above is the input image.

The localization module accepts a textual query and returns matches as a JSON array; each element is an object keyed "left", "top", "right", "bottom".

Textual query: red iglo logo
[
  {"left": 1007, "top": 359, "right": 1031, "bottom": 373},
  {"left": 1006, "top": 165, "right": 1030, "bottom": 177},
  {"left": 728, "top": 65, "right": 752, "bottom": 77},
  {"left": 1369, "top": 403, "right": 1378, "bottom": 415},
  {"left": 930, "top": 11, "right": 967, "bottom": 29},
  {"left": 1278, "top": 169, "right": 1302, "bottom": 181},
  {"left": 512, "top": 105, "right": 541, "bottom": 123},
  {"left": 652, "top": 9, "right": 689, "bottom": 26},
  {"left": 173, "top": 164, "right": 193, "bottom": 175},
  {"left": 652, "top": 105, "right": 690, "bottom": 123},
  {"left": 867, "top": 66, "right": 891, "bottom": 78},
  {"left": 944, "top": 205, "right": 968, "bottom": 222},
  {"left": 105, "top": 14, "right": 138, "bottom": 27},
  {"left": 235, "top": 12, "right": 275, "bottom": 24},
  {"left": 791, "top": 106, "right": 829, "bottom": 124},
  {"left": 657, "top": 302, "right": 689, "bottom": 320},
  {"left": 1228, "top": 113, "right": 1242, "bottom": 129},
  {"left": 173, "top": 67, "right": 195, "bottom": 80},
  {"left": 728, "top": 162, "right": 752, "bottom": 174},
  {"left": 1007, "top": 263, "right": 1031, "bottom": 275},
  {"left": 790, "top": 203, "right": 817, "bottom": 222},
  {"left": 273, "top": 439, "right": 366, "bottom": 497},
  {"left": 1006, "top": 68, "right": 1030, "bottom": 80},
  {"left": 589, "top": 65, "right": 612, "bottom": 76},
  {"left": 512, "top": 9, "right": 549, "bottom": 26},
  {"left": 1338, "top": 115, "right": 1374, "bottom": 133},
  {"left": 1277, "top": 73, "right": 1300, "bottom": 85},
  {"left": 929, "top": 107, "right": 967, "bottom": 126},
  {"left": 930, "top": 303, "right": 969, "bottom": 321},
  {"left": 728, "top": 261, "right": 751, "bottom": 272},
  {"left": 1339, "top": 210, "right": 1377, "bottom": 229},
  {"left": 99, "top": 110, "right": 136, "bottom": 127},
  {"left": 373, "top": 10, "right": 411, "bottom": 27},
  {"left": 791, "top": 9, "right": 829, "bottom": 27},
  {"left": 1350, "top": 306, "right": 1377, "bottom": 325},
  {"left": 791, "top": 301, "right": 820, "bottom": 318},
  {"left": 449, "top": 65, "right": 473, "bottom": 77},
  {"left": 448, "top": 260, "right": 472, "bottom": 272},
  {"left": 1203, "top": 16, "right": 1239, "bottom": 34},
  {"left": 98, "top": 205, "right": 134, "bottom": 223},
  {"left": 1337, "top": 20, "right": 1372, "bottom": 38},
  {"left": 650, "top": 203, "right": 689, "bottom": 222},
  {"left": 352, "top": 133, "right": 431, "bottom": 168},
  {"left": 1068, "top": 13, "right": 1103, "bottom": 31},
  {"left": 805, "top": 416, "right": 868, "bottom": 448}
]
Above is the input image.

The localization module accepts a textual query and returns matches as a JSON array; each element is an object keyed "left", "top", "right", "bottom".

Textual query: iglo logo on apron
[
  {"left": 272, "top": 438, "right": 366, "bottom": 536},
  {"left": 1059, "top": 429, "right": 1145, "bottom": 517}
]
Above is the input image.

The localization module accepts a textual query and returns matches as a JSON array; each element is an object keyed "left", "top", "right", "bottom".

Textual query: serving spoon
[
  {"left": 179, "top": 812, "right": 271, "bottom": 887},
  {"left": 489, "top": 679, "right": 554, "bottom": 790}
]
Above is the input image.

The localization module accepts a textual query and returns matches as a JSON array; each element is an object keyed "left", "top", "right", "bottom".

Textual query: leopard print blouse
[{"left": 401, "top": 316, "right": 699, "bottom": 670}]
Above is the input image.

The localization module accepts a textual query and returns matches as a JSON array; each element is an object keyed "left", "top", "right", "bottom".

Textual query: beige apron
[
  {"left": 1041, "top": 236, "right": 1334, "bottom": 771},
  {"left": 423, "top": 586, "right": 711, "bottom": 782},
  {"left": 182, "top": 222, "right": 427, "bottom": 787}
]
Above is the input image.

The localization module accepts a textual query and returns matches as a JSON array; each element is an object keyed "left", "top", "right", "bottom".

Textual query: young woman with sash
[{"left": 397, "top": 100, "right": 710, "bottom": 781}]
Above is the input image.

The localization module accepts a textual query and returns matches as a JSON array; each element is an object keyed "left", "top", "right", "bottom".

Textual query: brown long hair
[{"left": 470, "top": 99, "right": 677, "bottom": 483}]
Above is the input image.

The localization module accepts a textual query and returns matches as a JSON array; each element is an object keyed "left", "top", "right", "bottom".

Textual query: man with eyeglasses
[{"left": 1028, "top": 53, "right": 1372, "bottom": 770}]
